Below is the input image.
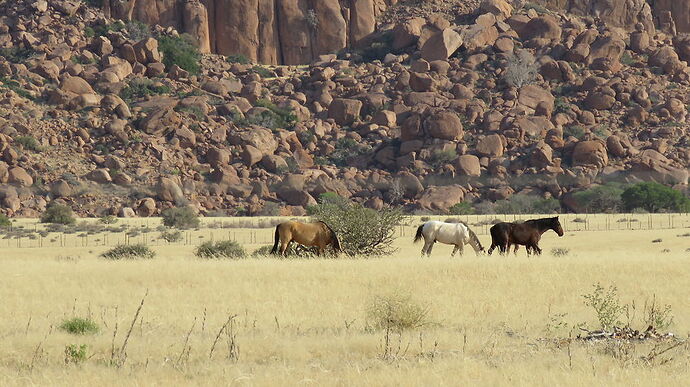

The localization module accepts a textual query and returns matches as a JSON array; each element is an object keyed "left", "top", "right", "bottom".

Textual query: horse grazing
[
  {"left": 487, "top": 216, "right": 564, "bottom": 256},
  {"left": 413, "top": 220, "right": 485, "bottom": 257},
  {"left": 270, "top": 220, "right": 341, "bottom": 256}
]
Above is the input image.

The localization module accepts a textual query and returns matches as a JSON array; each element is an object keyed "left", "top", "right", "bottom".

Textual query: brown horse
[
  {"left": 487, "top": 217, "right": 564, "bottom": 256},
  {"left": 270, "top": 220, "right": 341, "bottom": 256}
]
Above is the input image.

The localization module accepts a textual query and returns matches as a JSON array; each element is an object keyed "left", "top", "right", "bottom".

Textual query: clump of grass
[
  {"left": 252, "top": 245, "right": 273, "bottom": 257},
  {"left": 99, "top": 215, "right": 118, "bottom": 224},
  {"left": 15, "top": 136, "right": 43, "bottom": 152},
  {"left": 59, "top": 317, "right": 99, "bottom": 335},
  {"left": 366, "top": 291, "right": 431, "bottom": 331},
  {"left": 64, "top": 344, "right": 88, "bottom": 365},
  {"left": 161, "top": 229, "right": 183, "bottom": 242},
  {"left": 101, "top": 244, "right": 155, "bottom": 260},
  {"left": 195, "top": 240, "right": 246, "bottom": 259},
  {"left": 227, "top": 53, "right": 250, "bottom": 64},
  {"left": 551, "top": 247, "right": 570, "bottom": 256}
]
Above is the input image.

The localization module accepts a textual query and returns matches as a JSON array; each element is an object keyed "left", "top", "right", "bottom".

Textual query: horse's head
[
  {"left": 320, "top": 221, "right": 342, "bottom": 254},
  {"left": 551, "top": 216, "right": 564, "bottom": 236}
]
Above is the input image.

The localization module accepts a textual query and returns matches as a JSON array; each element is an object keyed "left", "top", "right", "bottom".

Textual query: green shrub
[
  {"left": 309, "top": 199, "right": 405, "bottom": 256},
  {"left": 125, "top": 20, "right": 150, "bottom": 41},
  {"left": 366, "top": 291, "right": 430, "bottom": 331},
  {"left": 120, "top": 78, "right": 171, "bottom": 103},
  {"left": 161, "top": 229, "right": 183, "bottom": 242},
  {"left": 449, "top": 202, "right": 474, "bottom": 215},
  {"left": 157, "top": 34, "right": 200, "bottom": 74},
  {"left": 0, "top": 77, "right": 34, "bottom": 100},
  {"left": 251, "top": 98, "right": 297, "bottom": 129},
  {"left": 251, "top": 65, "right": 274, "bottom": 78},
  {"left": 0, "top": 213, "right": 10, "bottom": 229},
  {"left": 59, "top": 317, "right": 99, "bottom": 335},
  {"left": 572, "top": 183, "right": 625, "bottom": 213},
  {"left": 84, "top": 0, "right": 103, "bottom": 7},
  {"left": 429, "top": 149, "right": 457, "bottom": 168},
  {"left": 100, "top": 243, "right": 155, "bottom": 260},
  {"left": 0, "top": 47, "right": 36, "bottom": 63},
  {"left": 327, "top": 137, "right": 372, "bottom": 167},
  {"left": 161, "top": 207, "right": 200, "bottom": 229},
  {"left": 64, "top": 344, "right": 88, "bottom": 365},
  {"left": 195, "top": 240, "right": 246, "bottom": 259},
  {"left": 621, "top": 182, "right": 690, "bottom": 213},
  {"left": 564, "top": 125, "right": 585, "bottom": 140},
  {"left": 582, "top": 283, "right": 625, "bottom": 330},
  {"left": 99, "top": 215, "right": 118, "bottom": 224},
  {"left": 16, "top": 136, "right": 43, "bottom": 152},
  {"left": 227, "top": 54, "right": 250, "bottom": 64},
  {"left": 40, "top": 204, "right": 76, "bottom": 225}
]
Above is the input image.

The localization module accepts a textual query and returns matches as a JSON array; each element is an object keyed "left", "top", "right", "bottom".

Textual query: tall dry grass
[{"left": 1, "top": 222, "right": 689, "bottom": 386}]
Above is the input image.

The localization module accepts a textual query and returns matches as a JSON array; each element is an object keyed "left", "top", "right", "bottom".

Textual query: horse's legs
[
  {"left": 487, "top": 244, "right": 495, "bottom": 255},
  {"left": 421, "top": 240, "right": 432, "bottom": 256},
  {"left": 451, "top": 244, "right": 462, "bottom": 257},
  {"left": 426, "top": 241, "right": 435, "bottom": 256},
  {"left": 513, "top": 245, "right": 519, "bottom": 256},
  {"left": 280, "top": 239, "right": 291, "bottom": 256}
]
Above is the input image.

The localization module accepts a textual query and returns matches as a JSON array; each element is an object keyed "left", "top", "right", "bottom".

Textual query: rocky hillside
[
  {"left": 100, "top": 0, "right": 690, "bottom": 65},
  {"left": 0, "top": 0, "right": 687, "bottom": 218}
]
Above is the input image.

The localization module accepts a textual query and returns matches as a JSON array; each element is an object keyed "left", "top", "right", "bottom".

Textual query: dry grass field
[{"left": 1, "top": 215, "right": 690, "bottom": 386}]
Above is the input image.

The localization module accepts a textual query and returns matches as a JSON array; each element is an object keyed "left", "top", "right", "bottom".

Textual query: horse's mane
[{"left": 317, "top": 220, "right": 335, "bottom": 234}]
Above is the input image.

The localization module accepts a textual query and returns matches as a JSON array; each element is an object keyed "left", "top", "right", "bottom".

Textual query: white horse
[{"left": 413, "top": 220, "right": 485, "bottom": 257}]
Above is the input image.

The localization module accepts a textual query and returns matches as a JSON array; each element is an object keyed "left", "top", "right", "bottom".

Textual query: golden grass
[{"left": 1, "top": 216, "right": 690, "bottom": 386}]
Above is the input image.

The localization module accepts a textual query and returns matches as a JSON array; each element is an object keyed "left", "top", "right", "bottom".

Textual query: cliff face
[
  {"left": 533, "top": 0, "right": 690, "bottom": 35},
  {"left": 104, "top": 0, "right": 395, "bottom": 64}
]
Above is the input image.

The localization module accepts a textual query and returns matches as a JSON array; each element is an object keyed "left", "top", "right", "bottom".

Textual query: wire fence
[{"left": 1, "top": 214, "right": 689, "bottom": 249}]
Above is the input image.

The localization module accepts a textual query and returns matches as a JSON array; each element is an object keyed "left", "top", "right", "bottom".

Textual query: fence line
[{"left": 2, "top": 214, "right": 689, "bottom": 249}]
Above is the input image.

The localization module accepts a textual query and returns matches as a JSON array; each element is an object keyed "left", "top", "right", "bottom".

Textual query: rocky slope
[
  {"left": 101, "top": 0, "right": 690, "bottom": 65},
  {"left": 0, "top": 0, "right": 687, "bottom": 218}
]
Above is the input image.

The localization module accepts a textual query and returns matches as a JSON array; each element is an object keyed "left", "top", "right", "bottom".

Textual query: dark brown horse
[
  {"left": 270, "top": 220, "right": 341, "bottom": 256},
  {"left": 487, "top": 217, "right": 564, "bottom": 256}
]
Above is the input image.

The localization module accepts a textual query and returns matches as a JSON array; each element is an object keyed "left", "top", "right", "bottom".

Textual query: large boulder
[
  {"left": 456, "top": 155, "right": 481, "bottom": 176},
  {"left": 518, "top": 85, "right": 555, "bottom": 110},
  {"left": 421, "top": 28, "right": 463, "bottom": 61},
  {"left": 477, "top": 134, "right": 505, "bottom": 157},
  {"left": 572, "top": 140, "right": 608, "bottom": 168},
  {"left": 156, "top": 177, "right": 185, "bottom": 204},
  {"left": 328, "top": 98, "right": 362, "bottom": 126},
  {"left": 424, "top": 112, "right": 463, "bottom": 140},
  {"left": 520, "top": 15, "right": 561, "bottom": 41},
  {"left": 416, "top": 185, "right": 466, "bottom": 212}
]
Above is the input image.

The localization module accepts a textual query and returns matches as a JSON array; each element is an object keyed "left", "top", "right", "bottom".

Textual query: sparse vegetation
[
  {"left": 120, "top": 78, "right": 171, "bottom": 103},
  {"left": 194, "top": 240, "right": 246, "bottom": 259},
  {"left": 503, "top": 49, "right": 538, "bottom": 88},
  {"left": 582, "top": 283, "right": 625, "bottom": 331},
  {"left": 227, "top": 54, "right": 251, "bottom": 64},
  {"left": 366, "top": 291, "right": 431, "bottom": 331},
  {"left": 449, "top": 202, "right": 474, "bottom": 215},
  {"left": 572, "top": 183, "right": 625, "bottom": 213},
  {"left": 493, "top": 194, "right": 560, "bottom": 214},
  {"left": 64, "top": 344, "right": 88, "bottom": 365},
  {"left": 100, "top": 244, "right": 155, "bottom": 260},
  {"left": 161, "top": 229, "right": 183, "bottom": 243}
]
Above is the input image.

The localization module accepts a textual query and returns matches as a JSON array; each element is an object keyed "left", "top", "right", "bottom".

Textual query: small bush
[
  {"left": 0, "top": 214, "right": 11, "bottom": 229},
  {"left": 161, "top": 207, "right": 200, "bottom": 229},
  {"left": 59, "top": 317, "right": 99, "bottom": 335},
  {"left": 494, "top": 194, "right": 560, "bottom": 214},
  {"left": 564, "top": 125, "right": 585, "bottom": 140},
  {"left": 157, "top": 34, "right": 200, "bottom": 74},
  {"left": 252, "top": 245, "right": 273, "bottom": 257},
  {"left": 429, "top": 149, "right": 457, "bottom": 168},
  {"left": 366, "top": 291, "right": 430, "bottom": 331},
  {"left": 621, "top": 182, "right": 690, "bottom": 213},
  {"left": 251, "top": 98, "right": 297, "bottom": 129},
  {"left": 161, "top": 229, "right": 183, "bottom": 242},
  {"left": 503, "top": 49, "right": 538, "bottom": 88},
  {"left": 449, "top": 202, "right": 474, "bottom": 215},
  {"left": 64, "top": 344, "right": 88, "bottom": 365},
  {"left": 125, "top": 20, "right": 150, "bottom": 41},
  {"left": 582, "top": 283, "right": 625, "bottom": 331},
  {"left": 120, "top": 78, "right": 171, "bottom": 103},
  {"left": 227, "top": 54, "right": 250, "bottom": 64},
  {"left": 40, "top": 204, "right": 76, "bottom": 225},
  {"left": 100, "top": 244, "right": 155, "bottom": 260},
  {"left": 195, "top": 240, "right": 246, "bottom": 259},
  {"left": 251, "top": 65, "right": 274, "bottom": 78},
  {"left": 15, "top": 136, "right": 43, "bottom": 152},
  {"left": 99, "top": 215, "right": 118, "bottom": 224},
  {"left": 643, "top": 296, "right": 674, "bottom": 331}
]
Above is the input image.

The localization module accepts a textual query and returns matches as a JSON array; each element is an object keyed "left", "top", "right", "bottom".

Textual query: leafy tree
[
  {"left": 309, "top": 199, "right": 405, "bottom": 256},
  {"left": 449, "top": 202, "right": 474, "bottom": 215},
  {"left": 161, "top": 206, "right": 200, "bottom": 229},
  {"left": 41, "top": 204, "right": 76, "bottom": 225},
  {"left": 621, "top": 182, "right": 690, "bottom": 213},
  {"left": 572, "top": 183, "right": 625, "bottom": 213}
]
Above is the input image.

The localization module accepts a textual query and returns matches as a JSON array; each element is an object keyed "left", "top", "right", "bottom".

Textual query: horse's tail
[
  {"left": 270, "top": 225, "right": 281, "bottom": 254},
  {"left": 413, "top": 224, "right": 424, "bottom": 243}
]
